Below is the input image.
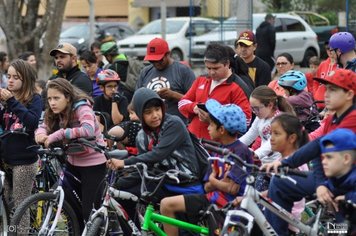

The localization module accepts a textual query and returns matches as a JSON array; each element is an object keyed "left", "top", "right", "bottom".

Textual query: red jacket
[
  {"left": 179, "top": 74, "right": 252, "bottom": 140},
  {"left": 322, "top": 105, "right": 356, "bottom": 133}
]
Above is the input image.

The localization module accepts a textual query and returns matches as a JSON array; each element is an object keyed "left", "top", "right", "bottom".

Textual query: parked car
[
  {"left": 190, "top": 13, "right": 320, "bottom": 67},
  {"left": 59, "top": 22, "right": 135, "bottom": 54},
  {"left": 117, "top": 17, "right": 219, "bottom": 61}
]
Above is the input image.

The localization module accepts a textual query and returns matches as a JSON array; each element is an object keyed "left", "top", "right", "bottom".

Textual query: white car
[
  {"left": 117, "top": 17, "right": 218, "bottom": 61},
  {"left": 191, "top": 13, "right": 320, "bottom": 66}
]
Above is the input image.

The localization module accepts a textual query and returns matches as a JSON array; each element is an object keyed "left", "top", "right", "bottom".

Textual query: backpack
[{"left": 189, "top": 132, "right": 209, "bottom": 181}]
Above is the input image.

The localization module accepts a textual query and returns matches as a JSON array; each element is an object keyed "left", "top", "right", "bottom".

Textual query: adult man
[
  {"left": 49, "top": 42, "right": 92, "bottom": 95},
  {"left": 329, "top": 32, "right": 356, "bottom": 72},
  {"left": 255, "top": 13, "right": 276, "bottom": 71},
  {"left": 235, "top": 30, "right": 271, "bottom": 87},
  {"left": 136, "top": 37, "right": 196, "bottom": 123},
  {"left": 179, "top": 43, "right": 252, "bottom": 140},
  {"left": 100, "top": 41, "right": 144, "bottom": 102}
]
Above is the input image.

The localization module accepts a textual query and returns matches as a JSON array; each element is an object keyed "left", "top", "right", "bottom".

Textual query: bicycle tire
[
  {"left": 86, "top": 215, "right": 105, "bottom": 236},
  {"left": 10, "top": 192, "right": 80, "bottom": 236},
  {"left": 220, "top": 222, "right": 248, "bottom": 236},
  {"left": 0, "top": 199, "right": 9, "bottom": 235}
]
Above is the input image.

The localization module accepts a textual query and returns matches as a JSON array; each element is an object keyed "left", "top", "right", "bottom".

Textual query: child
[
  {"left": 35, "top": 78, "right": 107, "bottom": 224},
  {"left": 278, "top": 70, "right": 319, "bottom": 132},
  {"left": 305, "top": 56, "right": 320, "bottom": 92},
  {"left": 240, "top": 85, "right": 295, "bottom": 191},
  {"left": 159, "top": 98, "right": 253, "bottom": 236},
  {"left": 0, "top": 59, "right": 42, "bottom": 233},
  {"left": 79, "top": 50, "right": 103, "bottom": 98},
  {"left": 108, "top": 102, "right": 141, "bottom": 154},
  {"left": 93, "top": 69, "right": 128, "bottom": 130},
  {"left": 106, "top": 87, "right": 202, "bottom": 226},
  {"left": 270, "top": 113, "right": 309, "bottom": 234},
  {"left": 262, "top": 68, "right": 356, "bottom": 236}
]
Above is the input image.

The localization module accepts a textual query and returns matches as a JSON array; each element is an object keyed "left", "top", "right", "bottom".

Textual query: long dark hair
[
  {"left": 272, "top": 113, "right": 309, "bottom": 148},
  {"left": 9, "top": 59, "right": 37, "bottom": 105},
  {"left": 251, "top": 85, "right": 295, "bottom": 115},
  {"left": 44, "top": 78, "right": 93, "bottom": 134}
]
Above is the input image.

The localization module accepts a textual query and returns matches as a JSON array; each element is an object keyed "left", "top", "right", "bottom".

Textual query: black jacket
[
  {"left": 256, "top": 21, "right": 276, "bottom": 57},
  {"left": 58, "top": 66, "right": 93, "bottom": 95}
]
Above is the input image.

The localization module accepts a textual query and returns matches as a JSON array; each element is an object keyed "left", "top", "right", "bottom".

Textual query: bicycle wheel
[
  {"left": 86, "top": 215, "right": 105, "bottom": 236},
  {"left": 0, "top": 199, "right": 9, "bottom": 235},
  {"left": 220, "top": 222, "right": 248, "bottom": 236},
  {"left": 10, "top": 192, "right": 80, "bottom": 235}
]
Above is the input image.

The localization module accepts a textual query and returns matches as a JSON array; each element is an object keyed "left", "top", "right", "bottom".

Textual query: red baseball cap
[
  {"left": 236, "top": 30, "right": 256, "bottom": 46},
  {"left": 314, "top": 69, "right": 356, "bottom": 94},
  {"left": 144, "top": 38, "right": 169, "bottom": 61}
]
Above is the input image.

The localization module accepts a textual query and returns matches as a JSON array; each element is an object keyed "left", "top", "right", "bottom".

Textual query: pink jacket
[{"left": 35, "top": 101, "right": 106, "bottom": 167}]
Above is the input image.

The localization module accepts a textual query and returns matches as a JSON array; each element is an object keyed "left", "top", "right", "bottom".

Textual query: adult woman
[
  {"left": 268, "top": 52, "right": 295, "bottom": 96},
  {"left": 0, "top": 51, "right": 9, "bottom": 88},
  {"left": 35, "top": 78, "right": 106, "bottom": 223}
]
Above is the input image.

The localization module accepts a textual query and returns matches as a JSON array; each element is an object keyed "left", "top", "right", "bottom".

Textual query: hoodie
[
  {"left": 256, "top": 21, "right": 276, "bottom": 57},
  {"left": 125, "top": 88, "right": 200, "bottom": 180}
]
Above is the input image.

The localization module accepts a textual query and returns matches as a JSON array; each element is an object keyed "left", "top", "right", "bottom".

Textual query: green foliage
[{"left": 319, "top": 12, "right": 338, "bottom": 25}]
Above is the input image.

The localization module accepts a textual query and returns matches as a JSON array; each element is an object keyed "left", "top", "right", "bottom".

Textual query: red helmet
[{"left": 96, "top": 69, "right": 120, "bottom": 85}]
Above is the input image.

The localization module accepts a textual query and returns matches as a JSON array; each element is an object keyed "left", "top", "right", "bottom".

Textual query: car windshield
[
  {"left": 60, "top": 24, "right": 89, "bottom": 38},
  {"left": 211, "top": 16, "right": 264, "bottom": 32},
  {"left": 137, "top": 19, "right": 186, "bottom": 35}
]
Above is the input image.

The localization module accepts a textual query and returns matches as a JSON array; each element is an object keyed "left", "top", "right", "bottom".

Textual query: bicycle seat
[{"left": 108, "top": 149, "right": 129, "bottom": 160}]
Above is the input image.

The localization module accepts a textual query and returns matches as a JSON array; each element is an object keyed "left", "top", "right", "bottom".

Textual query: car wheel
[
  {"left": 301, "top": 48, "right": 317, "bottom": 67},
  {"left": 171, "top": 49, "right": 183, "bottom": 61}
]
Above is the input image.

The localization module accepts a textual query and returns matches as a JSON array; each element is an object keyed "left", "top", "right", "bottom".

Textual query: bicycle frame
[
  {"left": 141, "top": 204, "right": 209, "bottom": 236},
  {"left": 38, "top": 165, "right": 82, "bottom": 236},
  {"left": 238, "top": 175, "right": 322, "bottom": 236}
]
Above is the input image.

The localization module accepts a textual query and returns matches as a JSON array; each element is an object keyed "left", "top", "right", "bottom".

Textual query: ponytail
[{"left": 276, "top": 96, "right": 296, "bottom": 115}]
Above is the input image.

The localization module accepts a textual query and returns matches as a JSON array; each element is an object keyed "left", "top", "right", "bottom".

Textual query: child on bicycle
[
  {"left": 35, "top": 78, "right": 107, "bottom": 223},
  {"left": 0, "top": 59, "right": 42, "bottom": 230},
  {"left": 262, "top": 68, "right": 356, "bottom": 236},
  {"left": 278, "top": 70, "right": 319, "bottom": 132},
  {"left": 108, "top": 102, "right": 141, "bottom": 154},
  {"left": 160, "top": 98, "right": 253, "bottom": 236},
  {"left": 240, "top": 85, "right": 295, "bottom": 191},
  {"left": 319, "top": 128, "right": 355, "bottom": 231},
  {"left": 93, "top": 69, "right": 128, "bottom": 130}
]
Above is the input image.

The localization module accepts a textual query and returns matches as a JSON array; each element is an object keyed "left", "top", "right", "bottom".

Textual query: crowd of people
[{"left": 0, "top": 13, "right": 355, "bottom": 235}]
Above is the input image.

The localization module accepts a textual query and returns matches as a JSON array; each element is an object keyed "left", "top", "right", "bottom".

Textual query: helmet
[
  {"left": 100, "top": 41, "right": 118, "bottom": 55},
  {"left": 278, "top": 70, "right": 307, "bottom": 91},
  {"left": 96, "top": 69, "right": 120, "bottom": 85},
  {"left": 329, "top": 32, "right": 355, "bottom": 54}
]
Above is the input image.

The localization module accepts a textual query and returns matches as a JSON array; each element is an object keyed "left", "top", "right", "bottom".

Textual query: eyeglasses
[
  {"left": 251, "top": 105, "right": 265, "bottom": 113},
  {"left": 325, "top": 47, "right": 331, "bottom": 51},
  {"left": 276, "top": 62, "right": 289, "bottom": 66}
]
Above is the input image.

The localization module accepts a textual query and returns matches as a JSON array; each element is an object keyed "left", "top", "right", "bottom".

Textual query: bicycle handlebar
[
  {"left": 94, "top": 111, "right": 127, "bottom": 142},
  {"left": 0, "top": 129, "right": 29, "bottom": 139}
]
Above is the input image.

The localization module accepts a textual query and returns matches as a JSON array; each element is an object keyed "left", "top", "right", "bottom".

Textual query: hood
[
  {"left": 132, "top": 88, "right": 165, "bottom": 129},
  {"left": 258, "top": 21, "right": 271, "bottom": 29}
]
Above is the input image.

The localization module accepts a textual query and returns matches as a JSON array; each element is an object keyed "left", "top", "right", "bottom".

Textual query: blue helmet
[
  {"left": 329, "top": 32, "right": 355, "bottom": 54},
  {"left": 278, "top": 70, "right": 307, "bottom": 91}
]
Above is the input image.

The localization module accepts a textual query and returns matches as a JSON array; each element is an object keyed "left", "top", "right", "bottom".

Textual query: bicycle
[
  {"left": 10, "top": 141, "right": 89, "bottom": 235},
  {"left": 202, "top": 143, "right": 326, "bottom": 236}
]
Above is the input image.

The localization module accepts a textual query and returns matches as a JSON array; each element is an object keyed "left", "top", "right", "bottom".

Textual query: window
[
  {"left": 274, "top": 18, "right": 283, "bottom": 32},
  {"left": 284, "top": 18, "right": 305, "bottom": 32}
]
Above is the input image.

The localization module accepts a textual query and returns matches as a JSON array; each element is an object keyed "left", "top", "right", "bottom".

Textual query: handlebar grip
[
  {"left": 279, "top": 167, "right": 308, "bottom": 178},
  {"left": 203, "top": 143, "right": 229, "bottom": 155}
]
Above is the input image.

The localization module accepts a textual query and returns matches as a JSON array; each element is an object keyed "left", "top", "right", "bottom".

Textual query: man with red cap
[{"left": 136, "top": 38, "right": 195, "bottom": 123}]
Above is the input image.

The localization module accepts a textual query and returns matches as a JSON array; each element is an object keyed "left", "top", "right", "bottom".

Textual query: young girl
[
  {"left": 0, "top": 59, "right": 42, "bottom": 230},
  {"left": 269, "top": 113, "right": 309, "bottom": 234},
  {"left": 108, "top": 102, "right": 141, "bottom": 154},
  {"left": 79, "top": 50, "right": 103, "bottom": 98},
  {"left": 278, "top": 70, "right": 319, "bottom": 132},
  {"left": 35, "top": 78, "right": 107, "bottom": 224},
  {"left": 240, "top": 85, "right": 295, "bottom": 191}
]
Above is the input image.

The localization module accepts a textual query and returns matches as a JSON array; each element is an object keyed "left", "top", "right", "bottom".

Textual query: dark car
[{"left": 59, "top": 22, "right": 135, "bottom": 54}]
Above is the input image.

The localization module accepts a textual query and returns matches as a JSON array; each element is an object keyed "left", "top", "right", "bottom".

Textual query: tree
[{"left": 0, "top": 0, "right": 68, "bottom": 80}]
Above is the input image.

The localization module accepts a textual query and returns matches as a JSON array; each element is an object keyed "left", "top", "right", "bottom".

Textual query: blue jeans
[{"left": 265, "top": 172, "right": 316, "bottom": 236}]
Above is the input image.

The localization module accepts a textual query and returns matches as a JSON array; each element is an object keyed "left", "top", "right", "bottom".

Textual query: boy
[
  {"left": 106, "top": 88, "right": 201, "bottom": 224},
  {"left": 319, "top": 128, "right": 356, "bottom": 233},
  {"left": 159, "top": 99, "right": 254, "bottom": 236},
  {"left": 262, "top": 68, "right": 356, "bottom": 236},
  {"left": 93, "top": 69, "right": 128, "bottom": 130}
]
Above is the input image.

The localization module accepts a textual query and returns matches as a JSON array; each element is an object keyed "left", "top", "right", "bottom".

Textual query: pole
[
  {"left": 88, "top": 0, "right": 95, "bottom": 46},
  {"left": 161, "top": 0, "right": 167, "bottom": 40}
]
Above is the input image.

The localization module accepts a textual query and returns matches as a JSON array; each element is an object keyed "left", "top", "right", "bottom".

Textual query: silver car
[{"left": 190, "top": 13, "right": 320, "bottom": 66}]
